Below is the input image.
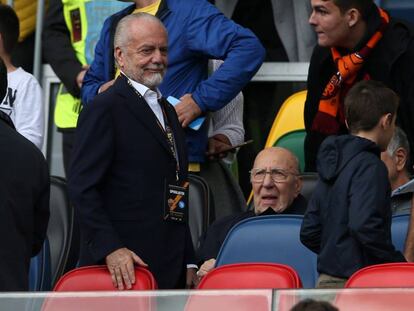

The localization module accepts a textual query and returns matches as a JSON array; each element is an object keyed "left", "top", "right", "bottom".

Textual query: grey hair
[
  {"left": 114, "top": 12, "right": 167, "bottom": 49},
  {"left": 387, "top": 126, "right": 412, "bottom": 173},
  {"left": 387, "top": 126, "right": 410, "bottom": 156}
]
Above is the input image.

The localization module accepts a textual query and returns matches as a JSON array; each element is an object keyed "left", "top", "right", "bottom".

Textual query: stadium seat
[
  {"left": 344, "top": 262, "right": 414, "bottom": 288},
  {"left": 335, "top": 263, "right": 414, "bottom": 311},
  {"left": 47, "top": 176, "right": 78, "bottom": 288},
  {"left": 264, "top": 90, "right": 306, "bottom": 148},
  {"left": 215, "top": 215, "right": 318, "bottom": 288},
  {"left": 53, "top": 265, "right": 157, "bottom": 291},
  {"left": 29, "top": 239, "right": 51, "bottom": 291},
  {"left": 189, "top": 174, "right": 212, "bottom": 249},
  {"left": 197, "top": 263, "right": 302, "bottom": 289},
  {"left": 300, "top": 173, "right": 318, "bottom": 201},
  {"left": 391, "top": 213, "right": 410, "bottom": 253},
  {"left": 274, "top": 130, "right": 306, "bottom": 173},
  {"left": 42, "top": 266, "right": 157, "bottom": 311}
]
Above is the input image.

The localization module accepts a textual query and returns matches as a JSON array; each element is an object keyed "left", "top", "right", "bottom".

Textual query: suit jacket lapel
[{"left": 115, "top": 76, "right": 173, "bottom": 156}]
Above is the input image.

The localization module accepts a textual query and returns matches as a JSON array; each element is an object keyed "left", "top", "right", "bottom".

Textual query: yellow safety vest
[
  {"left": 55, "top": 0, "right": 127, "bottom": 128},
  {"left": 54, "top": 0, "right": 87, "bottom": 128}
]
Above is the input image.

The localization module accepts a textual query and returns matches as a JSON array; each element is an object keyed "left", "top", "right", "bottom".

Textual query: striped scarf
[{"left": 311, "top": 8, "right": 390, "bottom": 135}]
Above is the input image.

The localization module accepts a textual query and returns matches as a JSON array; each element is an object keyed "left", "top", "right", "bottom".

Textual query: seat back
[
  {"left": 42, "top": 266, "right": 157, "bottom": 311},
  {"left": 274, "top": 130, "right": 306, "bottom": 173},
  {"left": 47, "top": 176, "right": 78, "bottom": 288},
  {"left": 53, "top": 265, "right": 157, "bottom": 291},
  {"left": 264, "top": 90, "right": 306, "bottom": 148},
  {"left": 215, "top": 215, "right": 318, "bottom": 288},
  {"left": 188, "top": 174, "right": 211, "bottom": 249},
  {"left": 300, "top": 173, "right": 319, "bottom": 202},
  {"left": 198, "top": 263, "right": 301, "bottom": 289},
  {"left": 29, "top": 239, "right": 51, "bottom": 291},
  {"left": 391, "top": 213, "right": 410, "bottom": 252},
  {"left": 345, "top": 263, "right": 414, "bottom": 288}
]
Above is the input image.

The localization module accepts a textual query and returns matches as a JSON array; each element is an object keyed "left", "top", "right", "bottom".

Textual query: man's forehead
[
  {"left": 254, "top": 149, "right": 295, "bottom": 169},
  {"left": 311, "top": 0, "right": 336, "bottom": 8}
]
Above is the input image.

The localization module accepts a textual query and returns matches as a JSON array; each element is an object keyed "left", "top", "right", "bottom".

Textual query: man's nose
[
  {"left": 262, "top": 172, "right": 275, "bottom": 187},
  {"left": 151, "top": 49, "right": 164, "bottom": 63},
  {"left": 309, "top": 10, "right": 316, "bottom": 26}
]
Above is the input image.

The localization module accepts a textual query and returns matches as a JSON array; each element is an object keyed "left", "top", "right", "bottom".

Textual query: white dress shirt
[{"left": 126, "top": 76, "right": 165, "bottom": 130}]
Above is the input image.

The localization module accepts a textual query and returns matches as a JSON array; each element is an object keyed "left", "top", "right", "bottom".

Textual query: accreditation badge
[{"left": 164, "top": 180, "right": 189, "bottom": 223}]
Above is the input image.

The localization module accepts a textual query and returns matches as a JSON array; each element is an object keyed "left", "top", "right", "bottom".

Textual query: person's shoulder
[
  {"left": 8, "top": 68, "right": 39, "bottom": 85},
  {"left": 167, "top": 0, "right": 220, "bottom": 17}
]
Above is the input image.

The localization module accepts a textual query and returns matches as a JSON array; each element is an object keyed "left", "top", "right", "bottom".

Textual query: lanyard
[{"left": 125, "top": 77, "right": 180, "bottom": 181}]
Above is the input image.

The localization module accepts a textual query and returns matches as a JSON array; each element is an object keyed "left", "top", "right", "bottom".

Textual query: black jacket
[
  {"left": 68, "top": 75, "right": 194, "bottom": 289},
  {"left": 0, "top": 119, "right": 50, "bottom": 291},
  {"left": 301, "top": 135, "right": 405, "bottom": 278},
  {"left": 197, "top": 194, "right": 307, "bottom": 263},
  {"left": 304, "top": 6, "right": 414, "bottom": 171}
]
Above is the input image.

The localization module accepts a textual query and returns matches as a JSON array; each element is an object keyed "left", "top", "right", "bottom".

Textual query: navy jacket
[
  {"left": 81, "top": 0, "right": 265, "bottom": 162},
  {"left": 69, "top": 75, "right": 194, "bottom": 289},
  {"left": 300, "top": 135, "right": 405, "bottom": 278}
]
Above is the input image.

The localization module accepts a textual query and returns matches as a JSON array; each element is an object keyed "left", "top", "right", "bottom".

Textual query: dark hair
[
  {"left": 0, "top": 58, "right": 6, "bottom": 101},
  {"left": 0, "top": 4, "right": 19, "bottom": 54},
  {"left": 333, "top": 0, "right": 374, "bottom": 18},
  {"left": 345, "top": 80, "right": 399, "bottom": 133},
  {"left": 290, "top": 299, "right": 339, "bottom": 311}
]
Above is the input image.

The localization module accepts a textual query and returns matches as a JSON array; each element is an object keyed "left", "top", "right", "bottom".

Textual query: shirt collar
[{"left": 123, "top": 72, "right": 162, "bottom": 99}]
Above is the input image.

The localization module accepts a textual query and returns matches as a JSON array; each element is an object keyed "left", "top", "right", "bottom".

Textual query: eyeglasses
[{"left": 249, "top": 168, "right": 299, "bottom": 183}]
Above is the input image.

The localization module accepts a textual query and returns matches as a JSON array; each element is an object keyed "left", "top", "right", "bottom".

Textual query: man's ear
[
  {"left": 294, "top": 176, "right": 303, "bottom": 197},
  {"left": 114, "top": 47, "right": 124, "bottom": 69},
  {"left": 347, "top": 8, "right": 361, "bottom": 27},
  {"left": 394, "top": 147, "right": 408, "bottom": 172},
  {"left": 381, "top": 113, "right": 393, "bottom": 129}
]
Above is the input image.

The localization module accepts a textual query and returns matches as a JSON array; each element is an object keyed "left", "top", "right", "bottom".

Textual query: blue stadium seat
[
  {"left": 391, "top": 213, "right": 410, "bottom": 252},
  {"left": 215, "top": 215, "right": 318, "bottom": 288},
  {"left": 28, "top": 239, "right": 51, "bottom": 291}
]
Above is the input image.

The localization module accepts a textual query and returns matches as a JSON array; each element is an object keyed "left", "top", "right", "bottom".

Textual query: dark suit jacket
[
  {"left": 0, "top": 118, "right": 50, "bottom": 291},
  {"left": 68, "top": 75, "right": 194, "bottom": 289}
]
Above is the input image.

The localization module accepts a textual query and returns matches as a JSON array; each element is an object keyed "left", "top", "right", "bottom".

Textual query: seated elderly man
[
  {"left": 381, "top": 126, "right": 414, "bottom": 261},
  {"left": 196, "top": 147, "right": 307, "bottom": 277}
]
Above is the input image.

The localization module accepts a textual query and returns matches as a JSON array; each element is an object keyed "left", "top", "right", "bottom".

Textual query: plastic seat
[
  {"left": 300, "top": 173, "right": 319, "bottom": 202},
  {"left": 274, "top": 130, "right": 306, "bottom": 172},
  {"left": 29, "top": 239, "right": 51, "bottom": 291},
  {"left": 53, "top": 265, "right": 157, "bottom": 291},
  {"left": 344, "top": 263, "right": 414, "bottom": 288},
  {"left": 188, "top": 174, "right": 211, "bottom": 249},
  {"left": 185, "top": 263, "right": 298, "bottom": 311},
  {"left": 215, "top": 215, "right": 318, "bottom": 288},
  {"left": 198, "top": 263, "right": 301, "bottom": 289},
  {"left": 47, "top": 176, "right": 78, "bottom": 288},
  {"left": 42, "top": 266, "right": 157, "bottom": 311},
  {"left": 391, "top": 213, "right": 410, "bottom": 252},
  {"left": 335, "top": 263, "right": 414, "bottom": 311},
  {"left": 264, "top": 90, "right": 306, "bottom": 148}
]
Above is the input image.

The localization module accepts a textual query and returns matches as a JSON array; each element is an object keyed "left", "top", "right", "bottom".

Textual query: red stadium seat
[
  {"left": 53, "top": 265, "right": 157, "bottom": 291},
  {"left": 345, "top": 263, "right": 414, "bottom": 288},
  {"left": 184, "top": 263, "right": 300, "bottom": 311},
  {"left": 42, "top": 265, "right": 157, "bottom": 311},
  {"left": 197, "top": 263, "right": 302, "bottom": 289},
  {"left": 335, "top": 263, "right": 414, "bottom": 311}
]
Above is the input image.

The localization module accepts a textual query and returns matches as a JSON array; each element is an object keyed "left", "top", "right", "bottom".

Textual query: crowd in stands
[{"left": 1, "top": 0, "right": 414, "bottom": 301}]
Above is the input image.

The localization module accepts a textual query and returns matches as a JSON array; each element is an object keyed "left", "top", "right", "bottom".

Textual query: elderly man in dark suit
[{"left": 68, "top": 13, "right": 194, "bottom": 290}]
